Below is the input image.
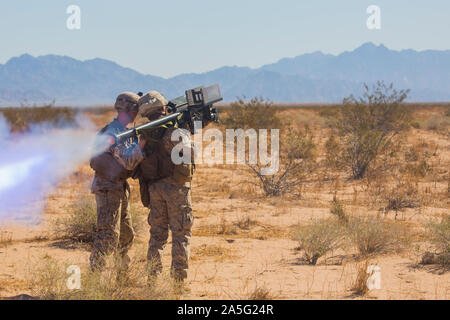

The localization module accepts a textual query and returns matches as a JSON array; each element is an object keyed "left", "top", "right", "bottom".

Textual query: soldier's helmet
[
  {"left": 114, "top": 92, "right": 140, "bottom": 113},
  {"left": 138, "top": 91, "right": 168, "bottom": 119}
]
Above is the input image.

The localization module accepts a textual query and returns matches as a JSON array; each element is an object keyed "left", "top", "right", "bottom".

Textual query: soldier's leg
[
  {"left": 117, "top": 191, "right": 135, "bottom": 273},
  {"left": 147, "top": 185, "right": 169, "bottom": 276},
  {"left": 90, "top": 190, "right": 123, "bottom": 272},
  {"left": 166, "top": 185, "right": 194, "bottom": 281}
]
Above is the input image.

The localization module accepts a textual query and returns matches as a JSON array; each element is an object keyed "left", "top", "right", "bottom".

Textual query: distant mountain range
[{"left": 0, "top": 42, "right": 449, "bottom": 106}]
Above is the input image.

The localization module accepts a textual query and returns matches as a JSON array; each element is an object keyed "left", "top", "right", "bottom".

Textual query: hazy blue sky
[{"left": 0, "top": 0, "right": 448, "bottom": 77}]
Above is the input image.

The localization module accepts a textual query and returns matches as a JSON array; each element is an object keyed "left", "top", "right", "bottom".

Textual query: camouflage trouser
[
  {"left": 89, "top": 188, "right": 135, "bottom": 272},
  {"left": 147, "top": 181, "right": 194, "bottom": 280}
]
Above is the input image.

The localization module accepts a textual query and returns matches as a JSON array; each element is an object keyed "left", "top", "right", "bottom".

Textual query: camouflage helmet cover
[
  {"left": 114, "top": 92, "right": 140, "bottom": 113},
  {"left": 138, "top": 90, "right": 168, "bottom": 118}
]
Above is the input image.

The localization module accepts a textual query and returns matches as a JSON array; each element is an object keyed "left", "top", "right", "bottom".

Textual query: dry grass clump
[
  {"left": 194, "top": 216, "right": 286, "bottom": 240},
  {"left": 28, "top": 257, "right": 174, "bottom": 300},
  {"left": 423, "top": 113, "right": 450, "bottom": 133},
  {"left": 191, "top": 244, "right": 236, "bottom": 262},
  {"left": 194, "top": 218, "right": 238, "bottom": 237},
  {"left": 236, "top": 215, "right": 258, "bottom": 230},
  {"left": 346, "top": 215, "right": 410, "bottom": 257},
  {"left": 0, "top": 105, "right": 76, "bottom": 132},
  {"left": 330, "top": 196, "right": 348, "bottom": 223},
  {"left": 365, "top": 170, "right": 422, "bottom": 215},
  {"left": 351, "top": 260, "right": 371, "bottom": 296},
  {"left": 382, "top": 179, "right": 420, "bottom": 213},
  {"left": 247, "top": 286, "right": 275, "bottom": 300},
  {"left": 426, "top": 216, "right": 450, "bottom": 269},
  {"left": 54, "top": 195, "right": 97, "bottom": 243},
  {"left": 54, "top": 195, "right": 143, "bottom": 244},
  {"left": 294, "top": 218, "right": 345, "bottom": 265}
]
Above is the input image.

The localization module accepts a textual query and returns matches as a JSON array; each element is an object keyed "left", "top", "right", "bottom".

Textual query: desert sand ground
[{"left": 0, "top": 106, "right": 448, "bottom": 300}]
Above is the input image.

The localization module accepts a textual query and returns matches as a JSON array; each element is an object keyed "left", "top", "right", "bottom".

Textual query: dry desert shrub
[
  {"left": 248, "top": 126, "right": 316, "bottom": 196},
  {"left": 426, "top": 216, "right": 450, "bottom": 269},
  {"left": 364, "top": 166, "right": 423, "bottom": 215},
  {"left": 331, "top": 82, "right": 411, "bottom": 179},
  {"left": 294, "top": 218, "right": 345, "bottom": 265},
  {"left": 382, "top": 179, "right": 420, "bottom": 213},
  {"left": 222, "top": 97, "right": 282, "bottom": 130},
  {"left": 29, "top": 256, "right": 174, "bottom": 300},
  {"left": 54, "top": 194, "right": 143, "bottom": 243},
  {"left": 423, "top": 113, "right": 450, "bottom": 133},
  {"left": 346, "top": 215, "right": 410, "bottom": 257}
]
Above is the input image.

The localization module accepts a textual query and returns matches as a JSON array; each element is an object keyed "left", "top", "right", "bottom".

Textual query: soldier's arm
[{"left": 111, "top": 141, "right": 144, "bottom": 171}]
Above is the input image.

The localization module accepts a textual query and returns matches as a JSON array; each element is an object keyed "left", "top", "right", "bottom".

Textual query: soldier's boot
[
  {"left": 146, "top": 257, "right": 163, "bottom": 287},
  {"left": 114, "top": 252, "right": 132, "bottom": 284},
  {"left": 171, "top": 269, "right": 190, "bottom": 294},
  {"left": 89, "top": 251, "right": 107, "bottom": 273}
]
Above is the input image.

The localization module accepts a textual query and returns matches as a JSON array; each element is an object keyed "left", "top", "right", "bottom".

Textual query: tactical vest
[{"left": 139, "top": 119, "right": 195, "bottom": 185}]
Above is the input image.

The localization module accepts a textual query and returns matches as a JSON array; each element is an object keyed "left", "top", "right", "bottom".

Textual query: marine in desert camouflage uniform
[
  {"left": 89, "top": 92, "right": 145, "bottom": 273},
  {"left": 134, "top": 91, "right": 195, "bottom": 283}
]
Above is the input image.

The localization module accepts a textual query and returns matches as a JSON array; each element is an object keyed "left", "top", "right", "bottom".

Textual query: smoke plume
[{"left": 0, "top": 114, "right": 107, "bottom": 224}]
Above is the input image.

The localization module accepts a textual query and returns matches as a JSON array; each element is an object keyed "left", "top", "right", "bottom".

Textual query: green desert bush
[
  {"left": 334, "top": 82, "right": 411, "bottom": 179},
  {"left": 294, "top": 218, "right": 344, "bottom": 265}
]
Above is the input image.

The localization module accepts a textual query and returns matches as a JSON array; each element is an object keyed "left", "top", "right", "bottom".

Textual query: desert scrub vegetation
[
  {"left": 29, "top": 257, "right": 174, "bottom": 300},
  {"left": 294, "top": 218, "right": 345, "bottom": 265},
  {"left": 423, "top": 112, "right": 450, "bottom": 133},
  {"left": 248, "top": 126, "right": 317, "bottom": 196},
  {"left": 330, "top": 196, "right": 348, "bottom": 223},
  {"left": 425, "top": 216, "right": 450, "bottom": 269},
  {"left": 221, "top": 97, "right": 313, "bottom": 196},
  {"left": 222, "top": 97, "right": 282, "bottom": 130},
  {"left": 346, "top": 215, "right": 410, "bottom": 257},
  {"left": 54, "top": 194, "right": 143, "bottom": 243},
  {"left": 328, "top": 82, "right": 411, "bottom": 179},
  {"left": 0, "top": 105, "right": 77, "bottom": 132}
]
